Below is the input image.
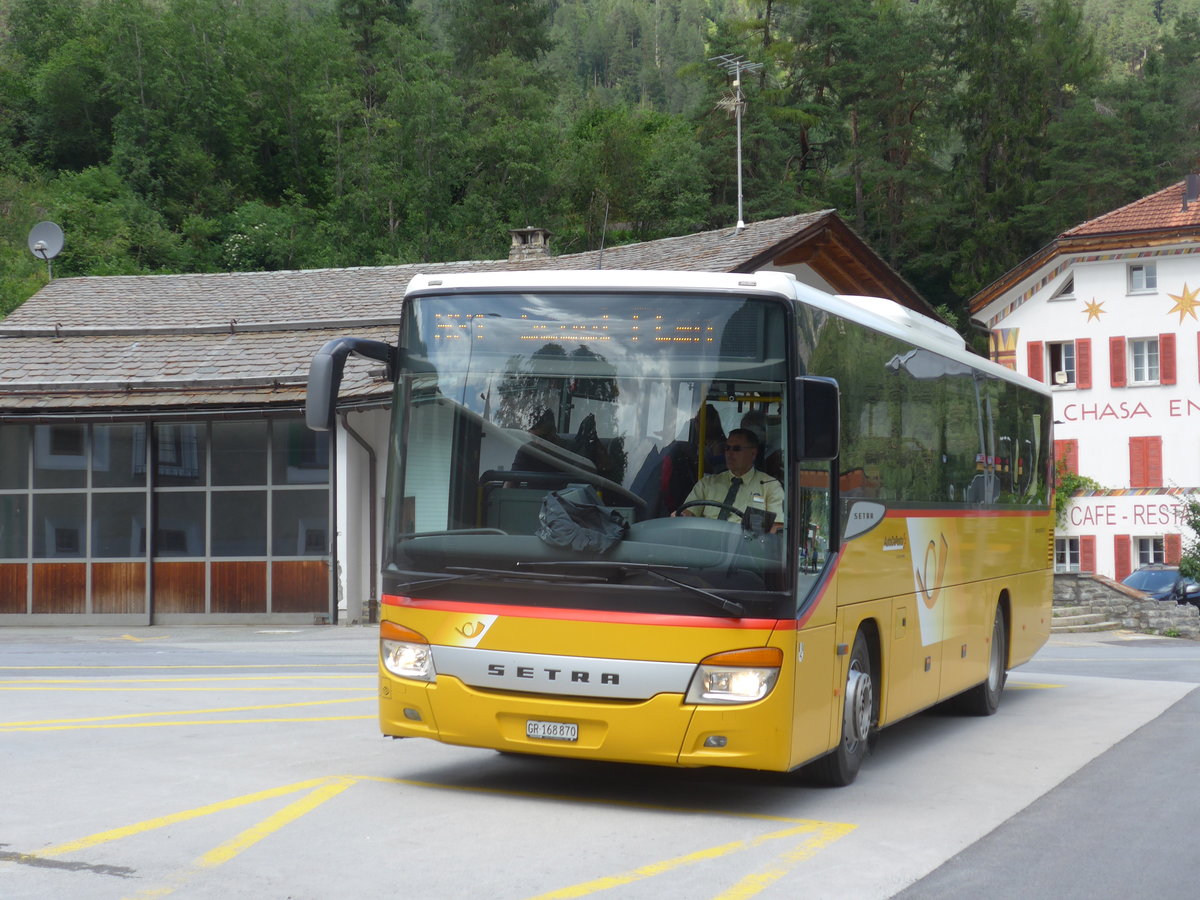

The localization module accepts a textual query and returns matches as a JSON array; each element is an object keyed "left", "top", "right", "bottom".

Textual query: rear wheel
[
  {"left": 806, "top": 630, "right": 876, "bottom": 787},
  {"left": 953, "top": 603, "right": 1007, "bottom": 716}
]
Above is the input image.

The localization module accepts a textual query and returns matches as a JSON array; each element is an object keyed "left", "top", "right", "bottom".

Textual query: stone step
[
  {"left": 1051, "top": 609, "right": 1099, "bottom": 624},
  {"left": 1052, "top": 621, "right": 1124, "bottom": 633},
  {"left": 1051, "top": 612, "right": 1123, "bottom": 633},
  {"left": 1051, "top": 611, "right": 1105, "bottom": 626}
]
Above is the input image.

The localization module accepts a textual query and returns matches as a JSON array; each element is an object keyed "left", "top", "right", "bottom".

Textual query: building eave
[
  {"left": 969, "top": 227, "right": 1200, "bottom": 319},
  {"left": 742, "top": 214, "right": 942, "bottom": 321}
]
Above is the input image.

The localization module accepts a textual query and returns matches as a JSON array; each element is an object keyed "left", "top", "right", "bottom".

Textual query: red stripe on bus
[
  {"left": 381, "top": 594, "right": 794, "bottom": 630},
  {"left": 797, "top": 557, "right": 839, "bottom": 629}
]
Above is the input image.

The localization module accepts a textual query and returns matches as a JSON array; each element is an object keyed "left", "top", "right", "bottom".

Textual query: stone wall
[{"left": 1054, "top": 573, "right": 1200, "bottom": 638}]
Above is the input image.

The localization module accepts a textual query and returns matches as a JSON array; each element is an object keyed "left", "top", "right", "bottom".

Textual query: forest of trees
[{"left": 2, "top": 0, "right": 1199, "bottom": 326}]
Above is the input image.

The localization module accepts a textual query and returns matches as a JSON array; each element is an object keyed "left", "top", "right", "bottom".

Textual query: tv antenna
[
  {"left": 710, "top": 54, "right": 762, "bottom": 232},
  {"left": 28, "top": 221, "right": 64, "bottom": 281}
]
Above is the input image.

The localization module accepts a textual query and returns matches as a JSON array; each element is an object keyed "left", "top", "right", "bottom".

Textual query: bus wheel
[
  {"left": 807, "top": 630, "right": 876, "bottom": 787},
  {"left": 953, "top": 604, "right": 1007, "bottom": 716}
]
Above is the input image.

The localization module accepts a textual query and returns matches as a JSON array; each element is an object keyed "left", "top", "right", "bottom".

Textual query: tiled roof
[
  {"left": 969, "top": 176, "right": 1200, "bottom": 315},
  {"left": 1, "top": 326, "right": 393, "bottom": 386},
  {"left": 2, "top": 212, "right": 833, "bottom": 333},
  {"left": 1063, "top": 179, "right": 1200, "bottom": 238},
  {"left": 0, "top": 326, "right": 395, "bottom": 412},
  {"left": 2, "top": 383, "right": 322, "bottom": 413},
  {"left": 1, "top": 210, "right": 927, "bottom": 416}
]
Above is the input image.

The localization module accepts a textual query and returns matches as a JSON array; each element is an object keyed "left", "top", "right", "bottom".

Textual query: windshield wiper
[
  {"left": 638, "top": 569, "right": 745, "bottom": 616},
  {"left": 516, "top": 561, "right": 745, "bottom": 617},
  {"left": 447, "top": 565, "right": 607, "bottom": 584},
  {"left": 397, "top": 566, "right": 607, "bottom": 593}
]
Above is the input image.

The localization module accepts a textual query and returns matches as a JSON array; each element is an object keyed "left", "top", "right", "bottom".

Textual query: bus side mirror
[
  {"left": 306, "top": 337, "right": 395, "bottom": 431},
  {"left": 794, "top": 376, "right": 839, "bottom": 460}
]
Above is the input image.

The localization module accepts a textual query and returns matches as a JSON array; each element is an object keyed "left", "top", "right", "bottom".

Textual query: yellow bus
[{"left": 307, "top": 270, "right": 1054, "bottom": 785}]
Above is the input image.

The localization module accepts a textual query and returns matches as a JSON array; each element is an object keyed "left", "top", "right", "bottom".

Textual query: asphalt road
[
  {"left": 896, "top": 630, "right": 1200, "bottom": 899},
  {"left": 1, "top": 626, "right": 1197, "bottom": 899}
]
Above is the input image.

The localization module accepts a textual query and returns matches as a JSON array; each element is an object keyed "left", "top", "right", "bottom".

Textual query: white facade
[
  {"left": 335, "top": 408, "right": 390, "bottom": 623},
  {"left": 974, "top": 236, "right": 1200, "bottom": 581}
]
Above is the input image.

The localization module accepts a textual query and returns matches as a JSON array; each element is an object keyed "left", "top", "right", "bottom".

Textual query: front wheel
[
  {"left": 952, "top": 603, "right": 1007, "bottom": 716},
  {"left": 806, "top": 630, "right": 876, "bottom": 787}
]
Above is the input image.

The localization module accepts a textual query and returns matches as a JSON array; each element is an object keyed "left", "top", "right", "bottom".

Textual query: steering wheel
[{"left": 676, "top": 499, "right": 741, "bottom": 520}]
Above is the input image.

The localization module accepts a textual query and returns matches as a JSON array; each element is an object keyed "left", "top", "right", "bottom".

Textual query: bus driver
[{"left": 676, "top": 428, "right": 784, "bottom": 530}]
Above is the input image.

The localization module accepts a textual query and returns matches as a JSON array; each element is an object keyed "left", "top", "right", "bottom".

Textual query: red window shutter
[
  {"left": 1114, "top": 534, "right": 1132, "bottom": 582},
  {"left": 1075, "top": 338, "right": 1092, "bottom": 389},
  {"left": 1109, "top": 336, "right": 1126, "bottom": 387},
  {"left": 1166, "top": 533, "right": 1182, "bottom": 565},
  {"left": 1026, "top": 341, "right": 1044, "bottom": 382},
  {"left": 1129, "top": 436, "right": 1164, "bottom": 488},
  {"left": 1080, "top": 535, "right": 1096, "bottom": 574},
  {"left": 1159, "top": 333, "right": 1176, "bottom": 385},
  {"left": 1146, "top": 436, "right": 1163, "bottom": 487},
  {"left": 1129, "top": 437, "right": 1146, "bottom": 487},
  {"left": 1054, "top": 439, "right": 1079, "bottom": 475}
]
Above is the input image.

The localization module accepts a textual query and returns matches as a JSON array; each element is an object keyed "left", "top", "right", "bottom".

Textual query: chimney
[
  {"left": 508, "top": 227, "right": 552, "bottom": 263},
  {"left": 1184, "top": 173, "right": 1200, "bottom": 210}
]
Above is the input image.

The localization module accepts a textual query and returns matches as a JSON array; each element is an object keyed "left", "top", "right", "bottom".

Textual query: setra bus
[{"left": 306, "top": 270, "right": 1054, "bottom": 785}]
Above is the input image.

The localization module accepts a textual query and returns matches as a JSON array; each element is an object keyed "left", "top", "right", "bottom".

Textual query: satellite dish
[{"left": 28, "top": 221, "right": 65, "bottom": 260}]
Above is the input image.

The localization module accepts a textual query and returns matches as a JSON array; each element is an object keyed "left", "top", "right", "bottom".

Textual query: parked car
[{"left": 1122, "top": 564, "right": 1200, "bottom": 609}]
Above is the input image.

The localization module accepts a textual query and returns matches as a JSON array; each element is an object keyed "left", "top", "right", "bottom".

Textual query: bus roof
[
  {"left": 403, "top": 269, "right": 801, "bottom": 298},
  {"left": 402, "top": 269, "right": 1048, "bottom": 396}
]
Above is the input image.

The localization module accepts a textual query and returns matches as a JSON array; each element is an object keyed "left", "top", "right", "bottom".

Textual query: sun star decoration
[
  {"left": 1167, "top": 282, "right": 1200, "bottom": 323},
  {"left": 1082, "top": 299, "right": 1105, "bottom": 322}
]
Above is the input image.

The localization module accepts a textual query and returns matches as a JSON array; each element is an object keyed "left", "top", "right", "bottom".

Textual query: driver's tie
[{"left": 717, "top": 477, "right": 742, "bottom": 520}]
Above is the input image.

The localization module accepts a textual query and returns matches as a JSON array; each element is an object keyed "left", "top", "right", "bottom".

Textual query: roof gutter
[{"left": 0, "top": 317, "right": 402, "bottom": 339}]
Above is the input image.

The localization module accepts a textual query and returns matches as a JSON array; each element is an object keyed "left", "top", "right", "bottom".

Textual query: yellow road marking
[
  {"left": 712, "top": 821, "right": 857, "bottom": 899},
  {"left": 0, "top": 714, "right": 374, "bottom": 732},
  {"left": 0, "top": 664, "right": 372, "bottom": 670},
  {"left": 0, "top": 674, "right": 369, "bottom": 684},
  {"left": 197, "top": 778, "right": 357, "bottom": 869},
  {"left": 1007, "top": 682, "right": 1063, "bottom": 690},
  {"left": 525, "top": 821, "right": 854, "bottom": 900},
  {"left": 1, "top": 696, "right": 372, "bottom": 728},
  {"left": 35, "top": 777, "right": 342, "bottom": 857},
  {"left": 13, "top": 775, "right": 855, "bottom": 900},
  {"left": 0, "top": 685, "right": 371, "bottom": 693}
]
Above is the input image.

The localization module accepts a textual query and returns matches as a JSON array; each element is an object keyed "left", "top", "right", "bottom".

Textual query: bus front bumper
[{"left": 379, "top": 671, "right": 794, "bottom": 771}]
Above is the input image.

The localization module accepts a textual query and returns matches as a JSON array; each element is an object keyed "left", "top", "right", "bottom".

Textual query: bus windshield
[{"left": 383, "top": 290, "right": 811, "bottom": 619}]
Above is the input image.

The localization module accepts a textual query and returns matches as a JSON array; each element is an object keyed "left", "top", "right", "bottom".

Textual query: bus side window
[{"left": 798, "top": 467, "right": 831, "bottom": 569}]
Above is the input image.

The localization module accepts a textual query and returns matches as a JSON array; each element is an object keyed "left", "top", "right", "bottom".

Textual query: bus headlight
[
  {"left": 381, "top": 621, "right": 436, "bottom": 682},
  {"left": 685, "top": 648, "right": 783, "bottom": 704}
]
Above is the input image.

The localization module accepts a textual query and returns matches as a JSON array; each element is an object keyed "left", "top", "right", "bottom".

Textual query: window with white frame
[
  {"left": 1128, "top": 262, "right": 1157, "bottom": 293},
  {"left": 1129, "top": 337, "right": 1160, "bottom": 384},
  {"left": 1050, "top": 275, "right": 1075, "bottom": 301},
  {"left": 1048, "top": 341, "right": 1076, "bottom": 386},
  {"left": 1136, "top": 536, "right": 1165, "bottom": 566},
  {"left": 1055, "top": 537, "right": 1080, "bottom": 573}
]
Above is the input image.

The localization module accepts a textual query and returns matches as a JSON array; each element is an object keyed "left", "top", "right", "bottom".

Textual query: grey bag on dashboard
[{"left": 536, "top": 485, "right": 628, "bottom": 553}]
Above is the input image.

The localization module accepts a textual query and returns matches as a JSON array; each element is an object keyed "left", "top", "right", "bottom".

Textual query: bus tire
[
  {"left": 806, "top": 629, "right": 876, "bottom": 787},
  {"left": 952, "top": 603, "right": 1007, "bottom": 716}
]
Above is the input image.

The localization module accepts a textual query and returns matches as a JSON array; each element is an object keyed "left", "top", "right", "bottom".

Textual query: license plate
[{"left": 526, "top": 719, "right": 578, "bottom": 742}]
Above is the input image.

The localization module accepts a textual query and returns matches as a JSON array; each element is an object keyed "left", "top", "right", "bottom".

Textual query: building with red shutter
[{"left": 970, "top": 176, "right": 1200, "bottom": 581}]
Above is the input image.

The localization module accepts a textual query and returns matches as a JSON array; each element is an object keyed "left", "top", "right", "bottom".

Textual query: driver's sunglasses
[{"left": 722, "top": 444, "right": 753, "bottom": 452}]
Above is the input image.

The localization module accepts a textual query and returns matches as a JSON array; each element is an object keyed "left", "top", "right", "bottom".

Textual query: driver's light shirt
[{"left": 683, "top": 468, "right": 784, "bottom": 523}]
